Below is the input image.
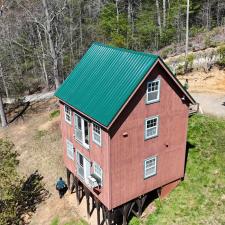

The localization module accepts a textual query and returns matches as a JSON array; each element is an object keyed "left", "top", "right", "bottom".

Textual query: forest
[{"left": 0, "top": 0, "right": 225, "bottom": 98}]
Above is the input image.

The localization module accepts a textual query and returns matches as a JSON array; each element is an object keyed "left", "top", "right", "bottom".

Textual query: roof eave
[
  {"left": 107, "top": 58, "right": 196, "bottom": 129},
  {"left": 57, "top": 98, "right": 109, "bottom": 129},
  {"left": 157, "top": 57, "right": 196, "bottom": 105}
]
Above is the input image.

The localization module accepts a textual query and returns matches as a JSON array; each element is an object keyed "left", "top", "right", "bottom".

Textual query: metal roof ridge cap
[{"left": 92, "top": 42, "right": 159, "bottom": 59}]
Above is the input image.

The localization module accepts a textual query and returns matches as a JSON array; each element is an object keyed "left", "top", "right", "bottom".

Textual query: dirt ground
[
  {"left": 178, "top": 67, "right": 225, "bottom": 94},
  {"left": 0, "top": 67, "right": 225, "bottom": 225},
  {"left": 178, "top": 67, "right": 225, "bottom": 117}
]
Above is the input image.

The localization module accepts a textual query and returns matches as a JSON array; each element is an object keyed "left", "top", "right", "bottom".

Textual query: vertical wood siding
[
  {"left": 109, "top": 63, "right": 189, "bottom": 209},
  {"left": 59, "top": 103, "right": 111, "bottom": 209}
]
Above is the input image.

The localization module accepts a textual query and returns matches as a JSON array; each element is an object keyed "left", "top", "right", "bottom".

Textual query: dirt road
[{"left": 191, "top": 92, "right": 225, "bottom": 118}]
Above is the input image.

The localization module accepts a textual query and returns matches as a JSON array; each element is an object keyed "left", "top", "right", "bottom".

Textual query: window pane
[
  {"left": 145, "top": 117, "right": 158, "bottom": 138},
  {"left": 66, "top": 140, "right": 74, "bottom": 160},
  {"left": 84, "top": 120, "right": 89, "bottom": 145},
  {"left": 144, "top": 157, "right": 157, "bottom": 178},
  {"left": 93, "top": 123, "right": 101, "bottom": 145},
  {"left": 147, "top": 80, "right": 160, "bottom": 103}
]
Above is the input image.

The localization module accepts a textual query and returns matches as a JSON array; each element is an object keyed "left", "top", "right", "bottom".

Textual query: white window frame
[
  {"left": 93, "top": 162, "right": 103, "bottom": 185},
  {"left": 66, "top": 139, "right": 74, "bottom": 160},
  {"left": 92, "top": 123, "right": 102, "bottom": 146},
  {"left": 74, "top": 113, "right": 90, "bottom": 149},
  {"left": 144, "top": 156, "right": 157, "bottom": 179},
  {"left": 64, "top": 105, "right": 72, "bottom": 124},
  {"left": 145, "top": 116, "right": 159, "bottom": 140},
  {"left": 146, "top": 79, "right": 161, "bottom": 104}
]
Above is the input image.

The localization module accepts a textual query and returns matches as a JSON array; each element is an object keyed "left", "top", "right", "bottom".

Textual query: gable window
[
  {"left": 145, "top": 116, "right": 159, "bottom": 139},
  {"left": 93, "top": 162, "right": 103, "bottom": 185},
  {"left": 146, "top": 80, "right": 160, "bottom": 104},
  {"left": 64, "top": 105, "right": 72, "bottom": 124},
  {"left": 66, "top": 139, "right": 74, "bottom": 160},
  {"left": 74, "top": 114, "right": 89, "bottom": 149},
  {"left": 92, "top": 123, "right": 101, "bottom": 146},
  {"left": 144, "top": 156, "right": 157, "bottom": 179}
]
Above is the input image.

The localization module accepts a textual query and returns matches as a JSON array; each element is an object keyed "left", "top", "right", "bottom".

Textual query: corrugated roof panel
[{"left": 55, "top": 43, "right": 158, "bottom": 126}]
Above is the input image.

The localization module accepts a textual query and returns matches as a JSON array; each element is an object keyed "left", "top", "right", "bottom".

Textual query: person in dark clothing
[
  {"left": 56, "top": 177, "right": 67, "bottom": 198},
  {"left": 184, "top": 79, "right": 189, "bottom": 90}
]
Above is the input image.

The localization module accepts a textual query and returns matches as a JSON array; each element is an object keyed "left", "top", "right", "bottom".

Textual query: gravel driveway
[{"left": 191, "top": 92, "right": 225, "bottom": 118}]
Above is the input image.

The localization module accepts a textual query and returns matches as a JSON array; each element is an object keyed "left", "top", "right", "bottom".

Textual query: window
[
  {"left": 76, "top": 151, "right": 84, "bottom": 179},
  {"left": 144, "top": 156, "right": 157, "bottom": 179},
  {"left": 74, "top": 114, "right": 89, "bottom": 149},
  {"left": 66, "top": 139, "right": 74, "bottom": 160},
  {"left": 146, "top": 80, "right": 160, "bottom": 104},
  {"left": 93, "top": 162, "right": 103, "bottom": 185},
  {"left": 145, "top": 116, "right": 159, "bottom": 139},
  {"left": 92, "top": 123, "right": 101, "bottom": 146},
  {"left": 64, "top": 105, "right": 72, "bottom": 124}
]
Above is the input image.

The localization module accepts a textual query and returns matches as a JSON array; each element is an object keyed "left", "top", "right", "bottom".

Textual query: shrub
[
  {"left": 129, "top": 217, "right": 141, "bottom": 225},
  {"left": 217, "top": 45, "right": 225, "bottom": 67},
  {"left": 50, "top": 109, "right": 60, "bottom": 119},
  {"left": 0, "top": 139, "right": 49, "bottom": 225}
]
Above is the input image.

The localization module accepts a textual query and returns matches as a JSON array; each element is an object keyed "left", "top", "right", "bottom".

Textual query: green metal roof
[{"left": 55, "top": 42, "right": 158, "bottom": 127}]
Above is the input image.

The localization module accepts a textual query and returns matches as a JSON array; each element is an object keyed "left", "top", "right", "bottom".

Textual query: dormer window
[
  {"left": 64, "top": 105, "right": 72, "bottom": 124},
  {"left": 146, "top": 79, "right": 160, "bottom": 104}
]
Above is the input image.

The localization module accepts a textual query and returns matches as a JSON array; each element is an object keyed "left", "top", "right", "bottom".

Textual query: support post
[
  {"left": 95, "top": 197, "right": 101, "bottom": 225},
  {"left": 74, "top": 177, "right": 79, "bottom": 204},
  {"left": 84, "top": 187, "right": 90, "bottom": 217},
  {"left": 66, "top": 168, "right": 71, "bottom": 190},
  {"left": 121, "top": 202, "right": 132, "bottom": 225}
]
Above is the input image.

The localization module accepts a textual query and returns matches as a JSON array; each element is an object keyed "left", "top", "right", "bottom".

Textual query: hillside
[{"left": 0, "top": 98, "right": 225, "bottom": 225}]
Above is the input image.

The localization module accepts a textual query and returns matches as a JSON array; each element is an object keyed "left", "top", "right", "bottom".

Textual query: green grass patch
[
  {"left": 34, "top": 130, "right": 48, "bottom": 140},
  {"left": 144, "top": 115, "right": 225, "bottom": 225},
  {"left": 50, "top": 109, "right": 60, "bottom": 119},
  {"left": 50, "top": 217, "right": 88, "bottom": 225}
]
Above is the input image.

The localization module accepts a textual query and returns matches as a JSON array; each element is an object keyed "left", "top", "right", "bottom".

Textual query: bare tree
[
  {"left": 0, "top": 94, "right": 7, "bottom": 127},
  {"left": 163, "top": 0, "right": 166, "bottom": 28},
  {"left": 156, "top": 0, "right": 162, "bottom": 36}
]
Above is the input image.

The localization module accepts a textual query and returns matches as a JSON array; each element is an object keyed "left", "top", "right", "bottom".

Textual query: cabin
[{"left": 55, "top": 43, "right": 196, "bottom": 225}]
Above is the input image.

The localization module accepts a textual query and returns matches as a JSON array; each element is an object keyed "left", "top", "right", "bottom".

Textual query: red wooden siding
[
  {"left": 59, "top": 103, "right": 111, "bottom": 209},
  {"left": 59, "top": 61, "right": 190, "bottom": 210},
  {"left": 109, "top": 62, "right": 189, "bottom": 209}
]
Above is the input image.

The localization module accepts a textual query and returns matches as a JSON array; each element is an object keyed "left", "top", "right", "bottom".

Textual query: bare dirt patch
[{"left": 177, "top": 67, "right": 225, "bottom": 93}]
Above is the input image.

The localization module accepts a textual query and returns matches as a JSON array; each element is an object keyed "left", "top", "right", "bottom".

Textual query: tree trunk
[
  {"left": 116, "top": 0, "right": 119, "bottom": 33},
  {"left": 155, "top": 0, "right": 162, "bottom": 36},
  {"left": 42, "top": 0, "right": 60, "bottom": 89},
  {"left": 0, "top": 94, "right": 7, "bottom": 128},
  {"left": 0, "top": 62, "right": 9, "bottom": 99},
  {"left": 36, "top": 25, "right": 49, "bottom": 89},
  {"left": 79, "top": 0, "right": 83, "bottom": 52},
  {"left": 185, "top": 0, "right": 190, "bottom": 72},
  {"left": 163, "top": 0, "right": 166, "bottom": 28}
]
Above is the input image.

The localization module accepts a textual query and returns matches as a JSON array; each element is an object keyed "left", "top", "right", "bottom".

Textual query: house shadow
[{"left": 184, "top": 141, "right": 195, "bottom": 176}]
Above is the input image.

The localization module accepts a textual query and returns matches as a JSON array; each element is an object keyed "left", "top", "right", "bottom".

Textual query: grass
[
  {"left": 129, "top": 115, "right": 225, "bottom": 225},
  {"left": 50, "top": 109, "right": 60, "bottom": 119},
  {"left": 50, "top": 217, "right": 88, "bottom": 225}
]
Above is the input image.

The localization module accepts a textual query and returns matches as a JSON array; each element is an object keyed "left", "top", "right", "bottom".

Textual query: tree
[
  {"left": 0, "top": 94, "right": 7, "bottom": 127},
  {"left": 185, "top": 0, "right": 190, "bottom": 71}
]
